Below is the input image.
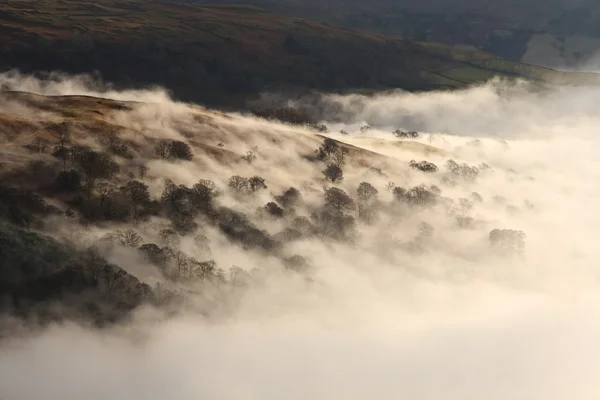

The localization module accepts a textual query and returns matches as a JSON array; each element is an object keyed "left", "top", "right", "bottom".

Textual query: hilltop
[{"left": 1, "top": 0, "right": 599, "bottom": 109}]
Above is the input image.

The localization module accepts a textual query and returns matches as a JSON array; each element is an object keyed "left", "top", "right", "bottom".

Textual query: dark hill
[{"left": 1, "top": 1, "right": 598, "bottom": 108}]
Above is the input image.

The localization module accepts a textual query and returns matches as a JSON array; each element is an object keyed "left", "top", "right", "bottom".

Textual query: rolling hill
[
  {"left": 1, "top": 0, "right": 599, "bottom": 109},
  {"left": 183, "top": 0, "right": 600, "bottom": 69}
]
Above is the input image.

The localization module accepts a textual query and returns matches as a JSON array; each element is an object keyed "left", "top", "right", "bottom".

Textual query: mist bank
[{"left": 1, "top": 73, "right": 600, "bottom": 398}]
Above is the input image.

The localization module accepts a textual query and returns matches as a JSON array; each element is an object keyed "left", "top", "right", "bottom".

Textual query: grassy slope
[
  {"left": 184, "top": 0, "right": 600, "bottom": 62},
  {"left": 192, "top": 0, "right": 582, "bottom": 30},
  {"left": 1, "top": 1, "right": 597, "bottom": 108}
]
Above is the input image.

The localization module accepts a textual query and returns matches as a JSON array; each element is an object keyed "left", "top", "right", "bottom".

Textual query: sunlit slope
[{"left": 0, "top": 91, "right": 417, "bottom": 194}]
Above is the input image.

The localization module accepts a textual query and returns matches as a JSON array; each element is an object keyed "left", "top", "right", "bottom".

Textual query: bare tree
[
  {"left": 356, "top": 182, "right": 378, "bottom": 204},
  {"left": 405, "top": 185, "right": 438, "bottom": 207},
  {"left": 276, "top": 187, "right": 302, "bottom": 209},
  {"left": 324, "top": 187, "right": 355, "bottom": 215},
  {"left": 191, "top": 179, "right": 220, "bottom": 212},
  {"left": 170, "top": 140, "right": 193, "bottom": 160},
  {"left": 75, "top": 150, "right": 120, "bottom": 200},
  {"left": 160, "top": 229, "right": 180, "bottom": 247},
  {"left": 292, "top": 216, "right": 314, "bottom": 236},
  {"left": 155, "top": 140, "right": 171, "bottom": 159},
  {"left": 393, "top": 130, "right": 419, "bottom": 139},
  {"left": 241, "top": 151, "right": 257, "bottom": 164},
  {"left": 440, "top": 197, "right": 455, "bottom": 215},
  {"left": 228, "top": 175, "right": 249, "bottom": 193},
  {"left": 445, "top": 159, "right": 479, "bottom": 181},
  {"left": 230, "top": 266, "right": 250, "bottom": 287},
  {"left": 52, "top": 145, "right": 71, "bottom": 171},
  {"left": 332, "top": 148, "right": 347, "bottom": 167},
  {"left": 138, "top": 165, "right": 148, "bottom": 180},
  {"left": 323, "top": 163, "right": 343, "bottom": 183},
  {"left": 392, "top": 186, "right": 406, "bottom": 201},
  {"left": 48, "top": 121, "right": 71, "bottom": 148},
  {"left": 418, "top": 222, "right": 434, "bottom": 239},
  {"left": 193, "top": 233, "right": 211, "bottom": 255},
  {"left": 191, "top": 259, "right": 217, "bottom": 280},
  {"left": 457, "top": 198, "right": 474, "bottom": 216},
  {"left": 470, "top": 192, "right": 483, "bottom": 203},
  {"left": 140, "top": 245, "right": 175, "bottom": 268},
  {"left": 357, "top": 204, "right": 378, "bottom": 225},
  {"left": 96, "top": 181, "right": 117, "bottom": 205},
  {"left": 172, "top": 251, "right": 191, "bottom": 280},
  {"left": 316, "top": 138, "right": 339, "bottom": 160},
  {"left": 409, "top": 160, "right": 438, "bottom": 173},
  {"left": 26, "top": 138, "right": 49, "bottom": 154},
  {"left": 262, "top": 202, "right": 284, "bottom": 218},
  {"left": 283, "top": 255, "right": 308, "bottom": 272},
  {"left": 489, "top": 229, "right": 526, "bottom": 255},
  {"left": 122, "top": 180, "right": 150, "bottom": 205},
  {"left": 162, "top": 180, "right": 186, "bottom": 214},
  {"left": 121, "top": 180, "right": 150, "bottom": 222},
  {"left": 105, "top": 132, "right": 131, "bottom": 158},
  {"left": 249, "top": 176, "right": 267, "bottom": 193},
  {"left": 109, "top": 229, "right": 143, "bottom": 247}
]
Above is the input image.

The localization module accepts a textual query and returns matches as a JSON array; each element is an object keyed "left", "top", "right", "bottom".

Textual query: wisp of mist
[{"left": 2, "top": 73, "right": 600, "bottom": 399}]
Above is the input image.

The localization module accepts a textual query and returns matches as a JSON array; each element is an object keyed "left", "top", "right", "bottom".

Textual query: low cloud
[{"left": 1, "top": 72, "right": 600, "bottom": 399}]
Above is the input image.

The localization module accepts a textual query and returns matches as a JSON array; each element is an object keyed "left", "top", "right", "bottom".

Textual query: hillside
[
  {"left": 1, "top": 1, "right": 599, "bottom": 109},
  {"left": 186, "top": 0, "right": 600, "bottom": 69},
  {"left": 0, "top": 84, "right": 538, "bottom": 323}
]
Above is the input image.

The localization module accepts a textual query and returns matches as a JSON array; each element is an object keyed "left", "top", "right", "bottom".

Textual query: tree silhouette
[
  {"left": 323, "top": 164, "right": 343, "bottom": 183},
  {"left": 249, "top": 176, "right": 267, "bottom": 193},
  {"left": 170, "top": 140, "right": 193, "bottom": 160},
  {"left": 155, "top": 140, "right": 171, "bottom": 159},
  {"left": 228, "top": 175, "right": 249, "bottom": 193},
  {"left": 357, "top": 182, "right": 378, "bottom": 204},
  {"left": 75, "top": 150, "right": 120, "bottom": 200},
  {"left": 316, "top": 138, "right": 339, "bottom": 160},
  {"left": 324, "top": 187, "right": 355, "bottom": 215}
]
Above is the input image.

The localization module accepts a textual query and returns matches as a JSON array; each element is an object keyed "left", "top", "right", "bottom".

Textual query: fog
[{"left": 2, "top": 73, "right": 600, "bottom": 399}]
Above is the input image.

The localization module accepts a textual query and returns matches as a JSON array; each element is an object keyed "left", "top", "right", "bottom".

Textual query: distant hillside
[
  {"left": 183, "top": 0, "right": 600, "bottom": 69},
  {"left": 1, "top": 1, "right": 598, "bottom": 109}
]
